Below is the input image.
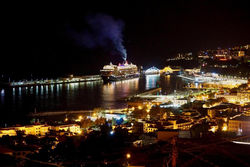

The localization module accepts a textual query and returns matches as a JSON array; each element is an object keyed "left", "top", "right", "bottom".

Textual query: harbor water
[{"left": 0, "top": 75, "right": 188, "bottom": 125}]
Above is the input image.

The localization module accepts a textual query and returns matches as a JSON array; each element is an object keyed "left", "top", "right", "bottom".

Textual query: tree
[
  {"left": 190, "top": 121, "right": 209, "bottom": 138},
  {"left": 95, "top": 117, "right": 106, "bottom": 126},
  {"left": 100, "top": 123, "right": 111, "bottom": 136},
  {"left": 132, "top": 109, "right": 147, "bottom": 119},
  {"left": 0, "top": 135, "right": 14, "bottom": 146},
  {"left": 25, "top": 135, "right": 38, "bottom": 145},
  {"left": 132, "top": 122, "right": 143, "bottom": 134},
  {"left": 80, "top": 118, "right": 94, "bottom": 129}
]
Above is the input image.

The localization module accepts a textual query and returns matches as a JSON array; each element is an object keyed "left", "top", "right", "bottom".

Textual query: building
[
  {"left": 167, "top": 52, "right": 193, "bottom": 61},
  {"left": 172, "top": 98, "right": 188, "bottom": 107},
  {"left": 0, "top": 125, "right": 50, "bottom": 137},
  {"left": 162, "top": 119, "right": 193, "bottom": 130},
  {"left": 51, "top": 124, "right": 81, "bottom": 134},
  {"left": 198, "top": 44, "right": 250, "bottom": 62},
  {"left": 15, "top": 125, "right": 51, "bottom": 136},
  {"left": 238, "top": 51, "right": 245, "bottom": 57},
  {"left": 207, "top": 103, "right": 240, "bottom": 119},
  {"left": 144, "top": 127, "right": 158, "bottom": 133},
  {"left": 237, "top": 90, "right": 250, "bottom": 104},
  {"left": 207, "top": 109, "right": 216, "bottom": 119},
  {"left": 0, "top": 124, "right": 81, "bottom": 138},
  {"left": 228, "top": 115, "right": 250, "bottom": 135},
  {"left": 198, "top": 50, "right": 215, "bottom": 60},
  {"left": 216, "top": 89, "right": 250, "bottom": 104},
  {"left": 143, "top": 122, "right": 158, "bottom": 133},
  {"left": 216, "top": 94, "right": 238, "bottom": 103},
  {"left": 0, "top": 128, "right": 17, "bottom": 138}
]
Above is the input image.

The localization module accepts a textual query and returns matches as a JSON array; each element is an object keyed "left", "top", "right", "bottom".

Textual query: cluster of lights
[
  {"left": 210, "top": 126, "right": 216, "bottom": 133},
  {"left": 75, "top": 115, "right": 83, "bottom": 122},
  {"left": 222, "top": 124, "right": 227, "bottom": 131}
]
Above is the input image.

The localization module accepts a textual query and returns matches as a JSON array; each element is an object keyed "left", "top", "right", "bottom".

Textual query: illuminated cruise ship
[{"left": 100, "top": 61, "right": 140, "bottom": 82}]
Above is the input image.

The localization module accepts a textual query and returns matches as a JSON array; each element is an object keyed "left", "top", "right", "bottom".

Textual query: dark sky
[{"left": 3, "top": 0, "right": 250, "bottom": 76}]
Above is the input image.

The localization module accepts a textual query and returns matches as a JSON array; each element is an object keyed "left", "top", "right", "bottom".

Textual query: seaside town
[{"left": 0, "top": 44, "right": 249, "bottom": 166}]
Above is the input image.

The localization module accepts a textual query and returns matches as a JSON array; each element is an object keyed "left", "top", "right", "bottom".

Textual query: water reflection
[
  {"left": 146, "top": 74, "right": 160, "bottom": 89},
  {"left": 0, "top": 89, "right": 4, "bottom": 103},
  {"left": 102, "top": 78, "right": 139, "bottom": 108},
  {"left": 0, "top": 76, "right": 187, "bottom": 118}
]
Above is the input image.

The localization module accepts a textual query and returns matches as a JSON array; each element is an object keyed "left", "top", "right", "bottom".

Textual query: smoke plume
[{"left": 69, "top": 13, "right": 127, "bottom": 61}]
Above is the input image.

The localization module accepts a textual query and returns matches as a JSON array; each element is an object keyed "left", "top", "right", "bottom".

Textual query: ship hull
[{"left": 101, "top": 73, "right": 140, "bottom": 82}]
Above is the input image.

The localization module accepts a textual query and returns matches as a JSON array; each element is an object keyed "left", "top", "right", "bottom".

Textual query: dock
[
  {"left": 6, "top": 75, "right": 102, "bottom": 87},
  {"left": 28, "top": 110, "right": 94, "bottom": 117},
  {"left": 29, "top": 108, "right": 127, "bottom": 117}
]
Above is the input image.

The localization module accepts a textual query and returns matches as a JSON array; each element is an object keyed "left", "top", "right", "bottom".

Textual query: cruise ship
[{"left": 100, "top": 61, "right": 140, "bottom": 82}]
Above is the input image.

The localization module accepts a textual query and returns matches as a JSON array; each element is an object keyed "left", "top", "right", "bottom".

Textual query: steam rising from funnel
[{"left": 69, "top": 13, "right": 127, "bottom": 61}]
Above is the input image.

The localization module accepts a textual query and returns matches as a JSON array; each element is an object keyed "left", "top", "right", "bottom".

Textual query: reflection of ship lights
[{"left": 146, "top": 74, "right": 160, "bottom": 89}]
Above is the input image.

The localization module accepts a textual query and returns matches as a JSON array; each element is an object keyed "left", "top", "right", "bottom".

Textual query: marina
[{"left": 0, "top": 75, "right": 187, "bottom": 124}]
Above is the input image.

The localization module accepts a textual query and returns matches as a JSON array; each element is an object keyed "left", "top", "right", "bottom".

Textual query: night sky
[{"left": 3, "top": 0, "right": 250, "bottom": 76}]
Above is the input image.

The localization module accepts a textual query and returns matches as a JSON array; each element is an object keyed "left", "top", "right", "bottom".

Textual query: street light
[
  {"left": 126, "top": 153, "right": 131, "bottom": 166},
  {"left": 126, "top": 153, "right": 131, "bottom": 159},
  {"left": 110, "top": 131, "right": 114, "bottom": 135},
  {"left": 222, "top": 125, "right": 227, "bottom": 131}
]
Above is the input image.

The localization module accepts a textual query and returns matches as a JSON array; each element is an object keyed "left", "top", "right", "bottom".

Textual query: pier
[
  {"left": 6, "top": 75, "right": 102, "bottom": 87},
  {"left": 28, "top": 108, "right": 128, "bottom": 117},
  {"left": 28, "top": 110, "right": 93, "bottom": 117}
]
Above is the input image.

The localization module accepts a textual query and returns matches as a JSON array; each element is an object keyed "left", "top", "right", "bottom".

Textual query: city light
[
  {"left": 126, "top": 153, "right": 131, "bottom": 159},
  {"left": 222, "top": 124, "right": 227, "bottom": 131},
  {"left": 77, "top": 130, "right": 82, "bottom": 134},
  {"left": 110, "top": 130, "right": 114, "bottom": 135},
  {"left": 210, "top": 126, "right": 216, "bottom": 133},
  {"left": 75, "top": 115, "right": 83, "bottom": 122}
]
